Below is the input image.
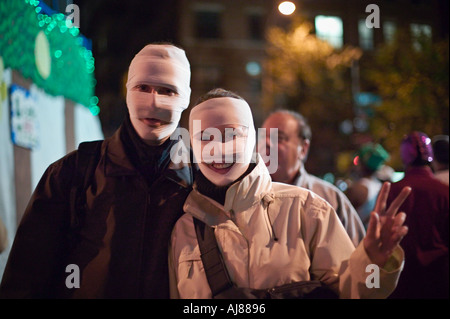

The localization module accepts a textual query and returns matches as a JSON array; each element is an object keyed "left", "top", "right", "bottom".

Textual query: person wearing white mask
[
  {"left": 0, "top": 43, "right": 194, "bottom": 299},
  {"left": 169, "top": 88, "right": 411, "bottom": 299}
]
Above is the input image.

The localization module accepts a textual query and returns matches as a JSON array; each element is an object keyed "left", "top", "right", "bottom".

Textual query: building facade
[{"left": 176, "top": 0, "right": 447, "bottom": 127}]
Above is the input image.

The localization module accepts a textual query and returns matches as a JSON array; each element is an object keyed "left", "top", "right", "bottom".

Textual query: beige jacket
[
  {"left": 169, "top": 155, "right": 404, "bottom": 299},
  {"left": 294, "top": 166, "right": 366, "bottom": 247}
]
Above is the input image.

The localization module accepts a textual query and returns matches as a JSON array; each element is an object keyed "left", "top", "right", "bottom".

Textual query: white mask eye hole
[
  {"left": 155, "top": 87, "right": 178, "bottom": 96},
  {"left": 131, "top": 84, "right": 177, "bottom": 96},
  {"left": 224, "top": 130, "right": 236, "bottom": 142},
  {"left": 199, "top": 128, "right": 221, "bottom": 142},
  {"left": 201, "top": 131, "right": 213, "bottom": 141},
  {"left": 133, "top": 84, "right": 151, "bottom": 92}
]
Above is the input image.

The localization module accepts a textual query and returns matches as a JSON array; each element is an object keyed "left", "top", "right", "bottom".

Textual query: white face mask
[
  {"left": 189, "top": 97, "right": 256, "bottom": 186},
  {"left": 125, "top": 44, "right": 191, "bottom": 143},
  {"left": 126, "top": 91, "right": 185, "bottom": 143}
]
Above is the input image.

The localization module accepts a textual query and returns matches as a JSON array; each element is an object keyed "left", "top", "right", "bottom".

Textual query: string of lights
[{"left": 0, "top": 0, "right": 99, "bottom": 115}]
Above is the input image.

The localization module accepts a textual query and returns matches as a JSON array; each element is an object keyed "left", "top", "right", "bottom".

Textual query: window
[
  {"left": 410, "top": 23, "right": 432, "bottom": 38},
  {"left": 410, "top": 23, "right": 432, "bottom": 50},
  {"left": 358, "top": 19, "right": 374, "bottom": 50},
  {"left": 195, "top": 66, "right": 222, "bottom": 91},
  {"left": 383, "top": 21, "right": 397, "bottom": 43},
  {"left": 248, "top": 13, "right": 264, "bottom": 41},
  {"left": 195, "top": 10, "right": 222, "bottom": 39},
  {"left": 314, "top": 15, "right": 344, "bottom": 49}
]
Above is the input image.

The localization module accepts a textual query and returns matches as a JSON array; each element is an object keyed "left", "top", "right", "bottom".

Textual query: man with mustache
[{"left": 0, "top": 43, "right": 194, "bottom": 298}]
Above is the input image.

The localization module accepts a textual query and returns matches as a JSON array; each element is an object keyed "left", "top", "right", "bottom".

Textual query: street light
[{"left": 278, "top": 1, "right": 296, "bottom": 16}]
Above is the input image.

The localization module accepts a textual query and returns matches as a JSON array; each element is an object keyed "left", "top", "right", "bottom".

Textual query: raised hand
[{"left": 363, "top": 182, "right": 411, "bottom": 267}]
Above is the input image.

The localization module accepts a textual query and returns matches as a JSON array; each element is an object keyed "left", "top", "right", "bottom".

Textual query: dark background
[{"left": 75, "top": 0, "right": 182, "bottom": 137}]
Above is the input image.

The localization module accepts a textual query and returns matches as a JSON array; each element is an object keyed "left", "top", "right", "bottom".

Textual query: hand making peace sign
[{"left": 363, "top": 182, "right": 412, "bottom": 267}]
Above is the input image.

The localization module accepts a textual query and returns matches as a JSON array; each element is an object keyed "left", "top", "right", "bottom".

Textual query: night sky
[{"left": 75, "top": 0, "right": 181, "bottom": 137}]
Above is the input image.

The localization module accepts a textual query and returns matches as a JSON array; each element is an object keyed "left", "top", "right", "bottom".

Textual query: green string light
[{"left": 0, "top": 0, "right": 99, "bottom": 114}]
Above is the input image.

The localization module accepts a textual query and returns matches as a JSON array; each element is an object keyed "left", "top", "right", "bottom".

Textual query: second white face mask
[
  {"left": 192, "top": 125, "right": 252, "bottom": 186},
  {"left": 189, "top": 97, "right": 256, "bottom": 187}
]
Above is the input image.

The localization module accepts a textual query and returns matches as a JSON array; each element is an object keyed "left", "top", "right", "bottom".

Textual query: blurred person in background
[
  {"left": 387, "top": 131, "right": 449, "bottom": 299},
  {"left": 431, "top": 135, "right": 449, "bottom": 186},
  {"left": 346, "top": 143, "right": 390, "bottom": 229},
  {"left": 259, "top": 110, "right": 365, "bottom": 247}
]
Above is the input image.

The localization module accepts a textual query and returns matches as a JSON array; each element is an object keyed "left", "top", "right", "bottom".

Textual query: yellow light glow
[
  {"left": 278, "top": 1, "right": 296, "bottom": 16},
  {"left": 35, "top": 31, "right": 51, "bottom": 80}
]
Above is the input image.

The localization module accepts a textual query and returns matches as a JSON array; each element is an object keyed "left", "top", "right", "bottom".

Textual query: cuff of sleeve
[
  {"left": 381, "top": 246, "right": 405, "bottom": 273},
  {"left": 349, "top": 243, "right": 405, "bottom": 298}
]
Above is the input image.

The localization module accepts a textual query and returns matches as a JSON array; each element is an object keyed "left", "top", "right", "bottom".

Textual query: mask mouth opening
[
  {"left": 202, "top": 152, "right": 243, "bottom": 165},
  {"left": 207, "top": 162, "right": 235, "bottom": 173},
  {"left": 140, "top": 117, "right": 171, "bottom": 127}
]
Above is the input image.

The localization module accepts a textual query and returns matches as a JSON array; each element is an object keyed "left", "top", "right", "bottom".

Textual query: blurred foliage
[
  {"left": 263, "top": 18, "right": 449, "bottom": 175},
  {"left": 262, "top": 17, "right": 362, "bottom": 176},
  {"left": 364, "top": 29, "right": 449, "bottom": 169},
  {"left": 0, "top": 0, "right": 97, "bottom": 111}
]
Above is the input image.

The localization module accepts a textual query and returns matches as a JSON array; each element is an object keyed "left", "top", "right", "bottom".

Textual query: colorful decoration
[
  {"left": 10, "top": 84, "right": 39, "bottom": 149},
  {"left": 0, "top": 0, "right": 99, "bottom": 115}
]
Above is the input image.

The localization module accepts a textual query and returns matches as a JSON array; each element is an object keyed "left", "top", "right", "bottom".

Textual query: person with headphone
[{"left": 387, "top": 131, "right": 449, "bottom": 299}]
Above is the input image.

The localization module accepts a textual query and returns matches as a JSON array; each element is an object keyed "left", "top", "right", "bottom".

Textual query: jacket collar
[
  {"left": 103, "top": 125, "right": 193, "bottom": 188},
  {"left": 184, "top": 154, "right": 272, "bottom": 225},
  {"left": 224, "top": 154, "right": 272, "bottom": 212},
  {"left": 294, "top": 165, "right": 310, "bottom": 188}
]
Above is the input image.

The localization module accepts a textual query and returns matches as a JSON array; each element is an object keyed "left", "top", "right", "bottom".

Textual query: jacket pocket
[{"left": 178, "top": 250, "right": 203, "bottom": 279}]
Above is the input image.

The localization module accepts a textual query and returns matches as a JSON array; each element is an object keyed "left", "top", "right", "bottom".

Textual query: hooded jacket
[
  {"left": 169, "top": 155, "right": 404, "bottom": 299},
  {"left": 0, "top": 121, "right": 193, "bottom": 299}
]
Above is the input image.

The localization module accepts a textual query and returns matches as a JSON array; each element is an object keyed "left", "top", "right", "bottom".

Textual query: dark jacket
[
  {"left": 0, "top": 123, "right": 194, "bottom": 299},
  {"left": 387, "top": 166, "right": 449, "bottom": 299}
]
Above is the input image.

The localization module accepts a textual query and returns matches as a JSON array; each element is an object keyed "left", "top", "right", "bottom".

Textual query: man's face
[
  {"left": 127, "top": 83, "right": 180, "bottom": 146},
  {"left": 260, "top": 113, "right": 309, "bottom": 184},
  {"left": 125, "top": 44, "right": 191, "bottom": 146}
]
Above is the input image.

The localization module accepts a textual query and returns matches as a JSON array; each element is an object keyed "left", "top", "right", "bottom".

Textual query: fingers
[
  {"left": 366, "top": 211, "right": 379, "bottom": 242},
  {"left": 382, "top": 213, "right": 408, "bottom": 255},
  {"left": 394, "top": 225, "right": 409, "bottom": 241},
  {"left": 387, "top": 212, "right": 407, "bottom": 244},
  {"left": 385, "top": 187, "right": 411, "bottom": 218},
  {"left": 363, "top": 211, "right": 380, "bottom": 256},
  {"left": 393, "top": 212, "right": 407, "bottom": 228},
  {"left": 374, "top": 182, "right": 391, "bottom": 214},
  {"left": 364, "top": 211, "right": 409, "bottom": 267},
  {"left": 384, "top": 225, "right": 408, "bottom": 256}
]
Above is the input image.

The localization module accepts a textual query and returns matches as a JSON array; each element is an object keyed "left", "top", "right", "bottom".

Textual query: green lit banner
[{"left": 0, "top": 0, "right": 99, "bottom": 115}]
